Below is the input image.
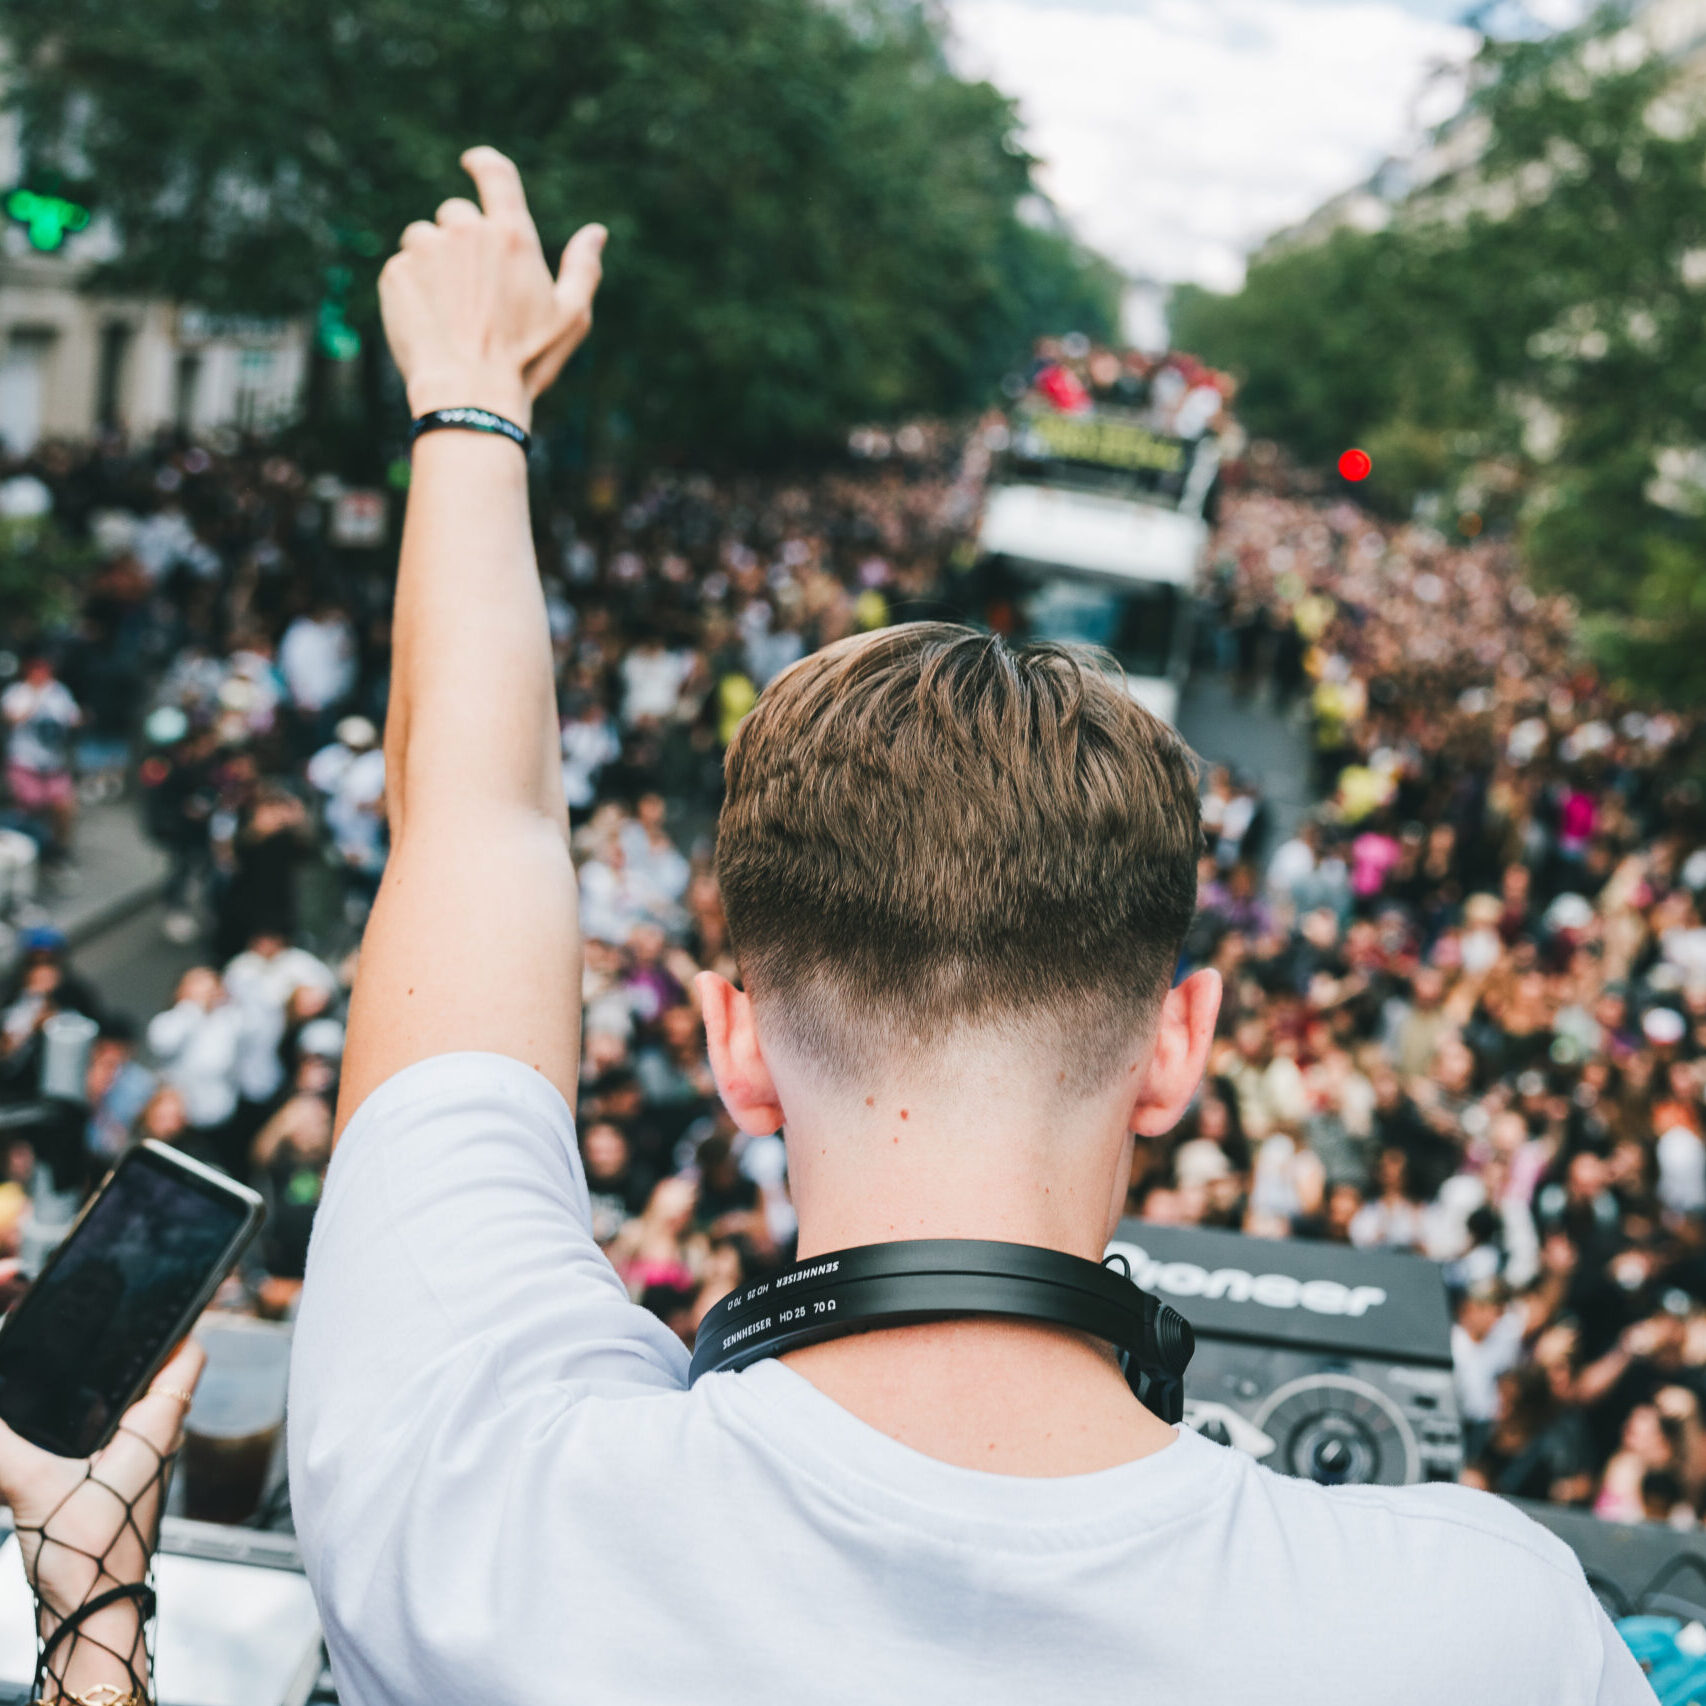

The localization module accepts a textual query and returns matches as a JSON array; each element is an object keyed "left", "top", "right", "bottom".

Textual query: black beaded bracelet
[
  {"left": 34, "top": 1578, "right": 157, "bottom": 1679},
  {"left": 409, "top": 406, "right": 530, "bottom": 454}
]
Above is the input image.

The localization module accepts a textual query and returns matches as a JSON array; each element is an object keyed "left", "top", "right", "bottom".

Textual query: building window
[
  {"left": 95, "top": 321, "right": 133, "bottom": 430},
  {"left": 235, "top": 347, "right": 274, "bottom": 431},
  {"left": 0, "top": 327, "right": 58, "bottom": 455},
  {"left": 173, "top": 350, "right": 202, "bottom": 435}
]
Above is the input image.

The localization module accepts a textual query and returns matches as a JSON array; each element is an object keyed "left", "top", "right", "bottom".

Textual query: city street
[
  {"left": 75, "top": 898, "right": 206, "bottom": 1030},
  {"left": 1179, "top": 671, "right": 1311, "bottom": 850}
]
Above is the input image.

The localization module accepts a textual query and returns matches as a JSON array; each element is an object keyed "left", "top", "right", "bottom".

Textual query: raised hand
[{"left": 379, "top": 145, "right": 607, "bottom": 430}]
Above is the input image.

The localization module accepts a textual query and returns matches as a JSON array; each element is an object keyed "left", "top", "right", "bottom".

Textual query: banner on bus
[{"left": 1015, "top": 409, "right": 1190, "bottom": 480}]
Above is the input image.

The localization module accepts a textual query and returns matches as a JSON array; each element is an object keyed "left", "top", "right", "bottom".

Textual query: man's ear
[
  {"left": 1129, "top": 969, "right": 1222, "bottom": 1138},
  {"left": 696, "top": 971, "right": 786, "bottom": 1136}
]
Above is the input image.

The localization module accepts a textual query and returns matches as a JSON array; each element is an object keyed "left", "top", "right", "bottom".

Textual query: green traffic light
[
  {"left": 316, "top": 301, "right": 361, "bottom": 362},
  {"left": 3, "top": 187, "right": 92, "bottom": 252}
]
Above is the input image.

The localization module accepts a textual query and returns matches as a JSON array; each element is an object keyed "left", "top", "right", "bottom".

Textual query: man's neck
[
  {"left": 779, "top": 1317, "right": 1176, "bottom": 1477},
  {"left": 773, "top": 1072, "right": 1176, "bottom": 1477}
]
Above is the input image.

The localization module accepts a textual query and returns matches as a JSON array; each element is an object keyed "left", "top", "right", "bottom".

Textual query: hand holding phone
[
  {"left": 0, "top": 1139, "right": 256, "bottom": 1706},
  {"left": 0, "top": 1141, "right": 263, "bottom": 1458},
  {"left": 0, "top": 1339, "right": 206, "bottom": 1702}
]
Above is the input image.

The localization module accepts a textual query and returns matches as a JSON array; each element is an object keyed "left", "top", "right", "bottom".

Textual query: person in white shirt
[
  {"left": 2, "top": 657, "right": 82, "bottom": 851},
  {"left": 278, "top": 603, "right": 357, "bottom": 717},
  {"left": 307, "top": 716, "right": 389, "bottom": 902},
  {"left": 559, "top": 694, "right": 620, "bottom": 812},
  {"left": 144, "top": 966, "right": 246, "bottom": 1137},
  {"left": 617, "top": 791, "right": 690, "bottom": 905},
  {"left": 131, "top": 501, "right": 218, "bottom": 582},
  {"left": 740, "top": 599, "right": 806, "bottom": 685},
  {"left": 619, "top": 632, "right": 693, "bottom": 725},
  {"left": 578, "top": 824, "right": 675, "bottom": 945},
  {"left": 1267, "top": 818, "right": 1319, "bottom": 910},
  {"left": 1657, "top": 1122, "right": 1706, "bottom": 1215},
  {"left": 1174, "top": 379, "right": 1226, "bottom": 441},
  {"left": 223, "top": 634, "right": 287, "bottom": 738},
  {"left": 223, "top": 931, "right": 339, "bottom": 1110},
  {"left": 1452, "top": 1280, "right": 1532, "bottom": 1461},
  {"left": 3, "top": 152, "right": 1645, "bottom": 1706},
  {"left": 1348, "top": 1146, "right": 1429, "bottom": 1252}
]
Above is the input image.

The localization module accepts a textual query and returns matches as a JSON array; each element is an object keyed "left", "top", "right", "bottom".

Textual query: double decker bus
[{"left": 954, "top": 402, "right": 1218, "bottom": 727}]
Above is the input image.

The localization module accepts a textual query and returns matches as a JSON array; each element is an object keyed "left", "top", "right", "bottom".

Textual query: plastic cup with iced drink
[{"left": 180, "top": 1318, "right": 292, "bottom": 1526}]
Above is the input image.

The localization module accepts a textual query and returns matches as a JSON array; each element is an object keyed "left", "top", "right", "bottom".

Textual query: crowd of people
[
  {"left": 0, "top": 422, "right": 977, "bottom": 1335},
  {"left": 1022, "top": 332, "right": 1239, "bottom": 443},
  {"left": 2, "top": 376, "right": 1705, "bottom": 1532},
  {"left": 1165, "top": 490, "right": 1706, "bottom": 1526}
]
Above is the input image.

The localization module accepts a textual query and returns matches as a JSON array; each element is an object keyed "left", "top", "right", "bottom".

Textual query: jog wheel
[{"left": 1252, "top": 1372, "right": 1420, "bottom": 1486}]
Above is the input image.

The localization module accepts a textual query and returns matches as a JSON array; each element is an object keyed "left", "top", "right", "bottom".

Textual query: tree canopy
[
  {"left": 1171, "top": 3, "right": 1706, "bottom": 699},
  {"left": 5, "top": 0, "right": 1119, "bottom": 463}
]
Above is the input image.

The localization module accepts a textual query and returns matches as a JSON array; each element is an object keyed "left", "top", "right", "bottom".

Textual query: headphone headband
[{"left": 688, "top": 1238, "right": 1194, "bottom": 1424}]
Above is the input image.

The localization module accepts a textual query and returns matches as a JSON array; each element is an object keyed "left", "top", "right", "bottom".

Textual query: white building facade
[
  {"left": 1258, "top": 0, "right": 1706, "bottom": 261},
  {"left": 0, "top": 109, "right": 308, "bottom": 455}
]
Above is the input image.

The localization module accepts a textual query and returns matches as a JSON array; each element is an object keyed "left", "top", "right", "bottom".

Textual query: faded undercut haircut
[{"left": 715, "top": 623, "right": 1202, "bottom": 1094}]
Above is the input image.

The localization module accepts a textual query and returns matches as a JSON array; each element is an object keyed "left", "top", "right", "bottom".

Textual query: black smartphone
[{"left": 0, "top": 1141, "right": 264, "bottom": 1458}]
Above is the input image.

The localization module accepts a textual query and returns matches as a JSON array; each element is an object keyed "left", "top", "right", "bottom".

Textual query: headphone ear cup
[
  {"left": 1130, "top": 1365, "right": 1186, "bottom": 1426},
  {"left": 1154, "top": 1304, "right": 1195, "bottom": 1376}
]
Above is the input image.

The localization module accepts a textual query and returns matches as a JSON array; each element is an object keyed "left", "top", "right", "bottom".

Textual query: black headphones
[{"left": 688, "top": 1238, "right": 1195, "bottom": 1424}]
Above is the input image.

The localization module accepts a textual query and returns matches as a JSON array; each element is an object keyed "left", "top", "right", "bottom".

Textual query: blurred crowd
[
  {"left": 1022, "top": 332, "right": 1238, "bottom": 443},
  {"left": 1157, "top": 491, "right": 1706, "bottom": 1526},
  {"left": 0, "top": 423, "right": 976, "bottom": 1333},
  {"left": 3, "top": 394, "right": 1706, "bottom": 1530}
]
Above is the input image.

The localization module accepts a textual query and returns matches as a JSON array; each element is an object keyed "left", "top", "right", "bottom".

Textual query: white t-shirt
[
  {"left": 618, "top": 819, "right": 690, "bottom": 904},
  {"left": 1451, "top": 1307, "right": 1529, "bottom": 1424},
  {"left": 560, "top": 715, "right": 620, "bottom": 812},
  {"left": 144, "top": 999, "right": 245, "bottom": 1129},
  {"left": 222, "top": 946, "right": 339, "bottom": 1102},
  {"left": 307, "top": 742, "right": 387, "bottom": 869},
  {"left": 578, "top": 857, "right": 672, "bottom": 945},
  {"left": 278, "top": 615, "right": 357, "bottom": 712},
  {"left": 2, "top": 679, "right": 79, "bottom": 775},
  {"left": 1658, "top": 1124, "right": 1706, "bottom": 1215},
  {"left": 1266, "top": 835, "right": 1316, "bottom": 902},
  {"left": 132, "top": 507, "right": 217, "bottom": 582},
  {"left": 289, "top": 1054, "right": 1651, "bottom": 1706},
  {"left": 619, "top": 646, "right": 692, "bottom": 725}
]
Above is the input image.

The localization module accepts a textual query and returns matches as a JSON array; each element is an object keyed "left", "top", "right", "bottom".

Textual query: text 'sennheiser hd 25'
[{"left": 688, "top": 1238, "right": 1196, "bottom": 1424}]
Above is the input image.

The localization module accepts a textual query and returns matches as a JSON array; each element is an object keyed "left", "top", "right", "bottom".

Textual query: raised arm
[{"left": 335, "top": 148, "right": 606, "bottom": 1133}]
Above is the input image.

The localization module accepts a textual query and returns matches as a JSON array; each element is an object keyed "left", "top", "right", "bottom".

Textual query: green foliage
[
  {"left": 5, "top": 0, "right": 1116, "bottom": 463},
  {"left": 977, "top": 221, "right": 1122, "bottom": 381},
  {"left": 1171, "top": 2, "right": 1706, "bottom": 698},
  {"left": 1171, "top": 233, "right": 1411, "bottom": 471},
  {"left": 0, "top": 519, "right": 99, "bottom": 638},
  {"left": 1357, "top": 419, "right": 1457, "bottom": 517},
  {"left": 1169, "top": 228, "right": 1502, "bottom": 515}
]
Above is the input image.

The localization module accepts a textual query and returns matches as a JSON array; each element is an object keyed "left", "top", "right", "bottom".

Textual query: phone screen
[{"left": 0, "top": 1144, "right": 261, "bottom": 1457}]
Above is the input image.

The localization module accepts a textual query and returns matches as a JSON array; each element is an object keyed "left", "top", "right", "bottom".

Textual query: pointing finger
[
  {"left": 555, "top": 223, "right": 608, "bottom": 315},
  {"left": 461, "top": 146, "right": 530, "bottom": 223}
]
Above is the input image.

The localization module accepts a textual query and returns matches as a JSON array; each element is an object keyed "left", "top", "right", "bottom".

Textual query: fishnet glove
[{"left": 0, "top": 1338, "right": 205, "bottom": 1705}]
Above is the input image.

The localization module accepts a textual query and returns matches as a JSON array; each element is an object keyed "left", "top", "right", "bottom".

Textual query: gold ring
[{"left": 149, "top": 1386, "right": 196, "bottom": 1408}]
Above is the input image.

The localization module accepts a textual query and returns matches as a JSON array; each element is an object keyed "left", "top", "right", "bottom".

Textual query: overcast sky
[{"left": 942, "top": 0, "right": 1587, "bottom": 291}]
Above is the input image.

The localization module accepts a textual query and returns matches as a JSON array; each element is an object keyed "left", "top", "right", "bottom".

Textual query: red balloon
[{"left": 1338, "top": 448, "right": 1372, "bottom": 481}]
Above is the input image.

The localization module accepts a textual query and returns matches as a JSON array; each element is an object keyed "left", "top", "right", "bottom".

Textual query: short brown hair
[{"left": 716, "top": 623, "right": 1201, "bottom": 1091}]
